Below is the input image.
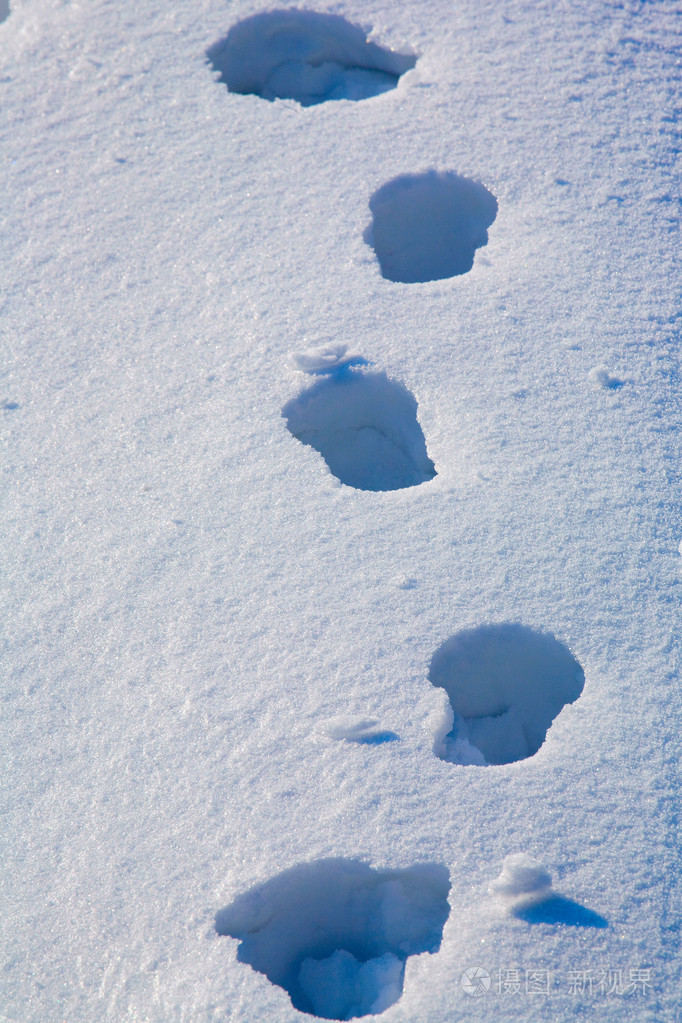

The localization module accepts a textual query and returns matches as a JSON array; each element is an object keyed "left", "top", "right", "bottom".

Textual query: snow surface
[{"left": 1, "top": 0, "right": 681, "bottom": 1020}]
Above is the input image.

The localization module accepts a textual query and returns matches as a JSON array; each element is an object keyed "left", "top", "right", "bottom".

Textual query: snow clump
[{"left": 491, "top": 854, "right": 554, "bottom": 906}]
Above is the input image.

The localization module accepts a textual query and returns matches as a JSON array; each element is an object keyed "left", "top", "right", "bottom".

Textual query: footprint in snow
[
  {"left": 0, "top": 0, "right": 8, "bottom": 24},
  {"left": 207, "top": 10, "right": 416, "bottom": 107},
  {"left": 283, "top": 353, "right": 436, "bottom": 492},
  {"left": 215, "top": 858, "right": 450, "bottom": 1019},
  {"left": 430, "top": 623, "right": 585, "bottom": 766},
  {"left": 365, "top": 171, "right": 498, "bottom": 283}
]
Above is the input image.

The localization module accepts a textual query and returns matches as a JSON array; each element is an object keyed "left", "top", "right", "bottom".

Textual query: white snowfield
[{"left": 1, "top": 0, "right": 680, "bottom": 1020}]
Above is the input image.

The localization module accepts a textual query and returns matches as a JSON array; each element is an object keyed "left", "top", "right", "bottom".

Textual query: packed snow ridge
[
  {"left": 430, "top": 624, "right": 585, "bottom": 765},
  {"left": 215, "top": 858, "right": 450, "bottom": 1019},
  {"left": 207, "top": 10, "right": 417, "bottom": 106},
  {"left": 283, "top": 367, "right": 436, "bottom": 492},
  {"left": 366, "top": 172, "right": 497, "bottom": 283}
]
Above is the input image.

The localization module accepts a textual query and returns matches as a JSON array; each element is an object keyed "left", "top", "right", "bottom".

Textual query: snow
[
  {"left": 289, "top": 343, "right": 365, "bottom": 375},
  {"left": 1, "top": 0, "right": 680, "bottom": 1020},
  {"left": 298, "top": 950, "right": 404, "bottom": 1019},
  {"left": 589, "top": 366, "right": 626, "bottom": 391},
  {"left": 491, "top": 854, "right": 609, "bottom": 930},
  {"left": 324, "top": 717, "right": 399, "bottom": 745},
  {"left": 491, "top": 854, "right": 554, "bottom": 905}
]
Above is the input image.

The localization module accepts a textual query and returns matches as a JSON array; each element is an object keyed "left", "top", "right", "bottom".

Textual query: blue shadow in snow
[
  {"left": 353, "top": 731, "right": 400, "bottom": 745},
  {"left": 513, "top": 895, "right": 607, "bottom": 929},
  {"left": 216, "top": 858, "right": 450, "bottom": 1019}
]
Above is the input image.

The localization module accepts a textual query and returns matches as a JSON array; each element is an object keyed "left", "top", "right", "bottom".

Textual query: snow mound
[
  {"left": 391, "top": 574, "right": 417, "bottom": 589},
  {"left": 215, "top": 858, "right": 450, "bottom": 1019},
  {"left": 282, "top": 369, "right": 437, "bottom": 492},
  {"left": 491, "top": 855, "right": 608, "bottom": 927},
  {"left": 589, "top": 366, "right": 625, "bottom": 390},
  {"left": 289, "top": 343, "right": 366, "bottom": 375},
  {"left": 207, "top": 10, "right": 417, "bottom": 106},
  {"left": 440, "top": 734, "right": 488, "bottom": 767},
  {"left": 429, "top": 624, "right": 585, "bottom": 765},
  {"left": 491, "top": 854, "right": 553, "bottom": 904},
  {"left": 366, "top": 171, "right": 497, "bottom": 283}
]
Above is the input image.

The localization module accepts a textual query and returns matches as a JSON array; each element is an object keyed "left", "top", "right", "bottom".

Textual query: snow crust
[{"left": 1, "top": 0, "right": 681, "bottom": 1019}]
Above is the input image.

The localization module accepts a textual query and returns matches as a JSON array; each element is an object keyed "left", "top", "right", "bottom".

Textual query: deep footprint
[
  {"left": 215, "top": 858, "right": 450, "bottom": 1020},
  {"left": 366, "top": 172, "right": 497, "bottom": 283},
  {"left": 0, "top": 0, "right": 8, "bottom": 23},
  {"left": 430, "top": 624, "right": 585, "bottom": 765},
  {"left": 283, "top": 369, "right": 436, "bottom": 492},
  {"left": 207, "top": 10, "right": 416, "bottom": 106}
]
